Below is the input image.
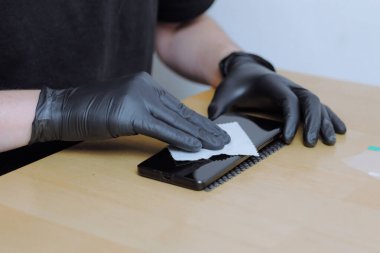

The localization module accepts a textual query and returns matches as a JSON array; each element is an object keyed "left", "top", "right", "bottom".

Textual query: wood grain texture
[{"left": 1, "top": 71, "right": 379, "bottom": 253}]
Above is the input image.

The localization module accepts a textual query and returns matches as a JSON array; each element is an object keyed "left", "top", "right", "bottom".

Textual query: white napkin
[{"left": 168, "top": 122, "right": 259, "bottom": 161}]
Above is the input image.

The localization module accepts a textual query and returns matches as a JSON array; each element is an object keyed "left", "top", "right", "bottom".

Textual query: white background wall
[{"left": 153, "top": 0, "right": 380, "bottom": 99}]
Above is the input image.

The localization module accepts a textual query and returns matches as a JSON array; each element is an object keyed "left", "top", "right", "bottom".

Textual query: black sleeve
[{"left": 158, "top": 0, "right": 214, "bottom": 23}]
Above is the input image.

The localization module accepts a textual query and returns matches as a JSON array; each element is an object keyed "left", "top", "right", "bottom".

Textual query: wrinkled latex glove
[
  {"left": 30, "top": 72, "right": 230, "bottom": 151},
  {"left": 208, "top": 52, "right": 346, "bottom": 147}
]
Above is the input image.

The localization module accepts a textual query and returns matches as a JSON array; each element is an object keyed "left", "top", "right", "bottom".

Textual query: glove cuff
[
  {"left": 219, "top": 52, "right": 276, "bottom": 77},
  {"left": 29, "top": 87, "right": 63, "bottom": 144}
]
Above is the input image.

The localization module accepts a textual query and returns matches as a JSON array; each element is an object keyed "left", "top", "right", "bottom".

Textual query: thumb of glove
[
  {"left": 208, "top": 82, "right": 238, "bottom": 120},
  {"left": 208, "top": 101, "right": 225, "bottom": 120}
]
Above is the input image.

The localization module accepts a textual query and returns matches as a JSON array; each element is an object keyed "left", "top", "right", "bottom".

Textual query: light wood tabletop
[{"left": 1, "top": 71, "right": 380, "bottom": 253}]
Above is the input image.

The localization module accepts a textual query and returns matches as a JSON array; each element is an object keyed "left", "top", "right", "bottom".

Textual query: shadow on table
[{"left": 0, "top": 141, "right": 79, "bottom": 176}]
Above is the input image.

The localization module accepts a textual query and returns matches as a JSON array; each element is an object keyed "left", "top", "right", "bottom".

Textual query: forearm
[
  {"left": 0, "top": 90, "right": 40, "bottom": 152},
  {"left": 155, "top": 15, "right": 240, "bottom": 87}
]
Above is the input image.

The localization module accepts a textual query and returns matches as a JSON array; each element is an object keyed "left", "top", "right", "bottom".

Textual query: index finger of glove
[
  {"left": 280, "top": 90, "right": 300, "bottom": 144},
  {"left": 252, "top": 75, "right": 300, "bottom": 144},
  {"left": 292, "top": 88, "right": 321, "bottom": 147}
]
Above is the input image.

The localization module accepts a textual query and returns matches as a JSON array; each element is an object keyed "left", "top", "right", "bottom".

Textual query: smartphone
[{"left": 137, "top": 113, "right": 282, "bottom": 190}]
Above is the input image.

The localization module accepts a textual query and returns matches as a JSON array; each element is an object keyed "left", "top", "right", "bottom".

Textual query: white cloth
[{"left": 168, "top": 122, "right": 259, "bottom": 161}]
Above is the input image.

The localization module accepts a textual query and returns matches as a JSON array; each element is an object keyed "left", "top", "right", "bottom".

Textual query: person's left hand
[{"left": 208, "top": 52, "right": 346, "bottom": 147}]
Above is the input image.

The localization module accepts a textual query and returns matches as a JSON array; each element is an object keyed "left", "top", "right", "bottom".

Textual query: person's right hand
[
  {"left": 29, "top": 72, "right": 230, "bottom": 151},
  {"left": 208, "top": 53, "right": 346, "bottom": 147}
]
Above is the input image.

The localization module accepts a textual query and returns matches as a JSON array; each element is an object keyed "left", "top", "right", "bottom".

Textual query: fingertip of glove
[
  {"left": 336, "top": 124, "right": 347, "bottom": 135},
  {"left": 282, "top": 128, "right": 296, "bottom": 145},
  {"left": 282, "top": 136, "right": 293, "bottom": 145},
  {"left": 201, "top": 134, "right": 227, "bottom": 151},
  {"left": 180, "top": 138, "right": 202, "bottom": 152},
  {"left": 204, "top": 143, "right": 224, "bottom": 151},
  {"left": 209, "top": 115, "right": 217, "bottom": 121},
  {"left": 222, "top": 131, "right": 231, "bottom": 144},
  {"left": 322, "top": 136, "right": 336, "bottom": 146},
  {"left": 186, "top": 143, "right": 202, "bottom": 152},
  {"left": 304, "top": 132, "right": 318, "bottom": 147},
  {"left": 207, "top": 111, "right": 217, "bottom": 121},
  {"left": 207, "top": 104, "right": 222, "bottom": 120},
  {"left": 304, "top": 143, "right": 315, "bottom": 148}
]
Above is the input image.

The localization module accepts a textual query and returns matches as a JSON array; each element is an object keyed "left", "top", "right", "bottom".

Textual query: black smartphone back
[{"left": 138, "top": 113, "right": 282, "bottom": 190}]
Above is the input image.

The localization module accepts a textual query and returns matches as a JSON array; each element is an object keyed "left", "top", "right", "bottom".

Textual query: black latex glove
[
  {"left": 30, "top": 72, "right": 230, "bottom": 151},
  {"left": 208, "top": 52, "right": 346, "bottom": 147}
]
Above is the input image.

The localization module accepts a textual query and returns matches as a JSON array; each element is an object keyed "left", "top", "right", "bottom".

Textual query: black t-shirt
[
  {"left": 0, "top": 0, "right": 214, "bottom": 89},
  {"left": 0, "top": 0, "right": 214, "bottom": 174}
]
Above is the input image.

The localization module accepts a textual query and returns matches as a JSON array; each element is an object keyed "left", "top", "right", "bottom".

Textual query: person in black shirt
[{"left": 0, "top": 1, "right": 346, "bottom": 161}]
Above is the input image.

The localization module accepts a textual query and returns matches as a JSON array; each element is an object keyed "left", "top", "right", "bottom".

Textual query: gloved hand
[
  {"left": 30, "top": 72, "right": 230, "bottom": 151},
  {"left": 208, "top": 52, "right": 346, "bottom": 147}
]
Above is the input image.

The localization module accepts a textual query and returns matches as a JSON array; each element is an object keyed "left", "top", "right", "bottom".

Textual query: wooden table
[{"left": 1, "top": 71, "right": 380, "bottom": 253}]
